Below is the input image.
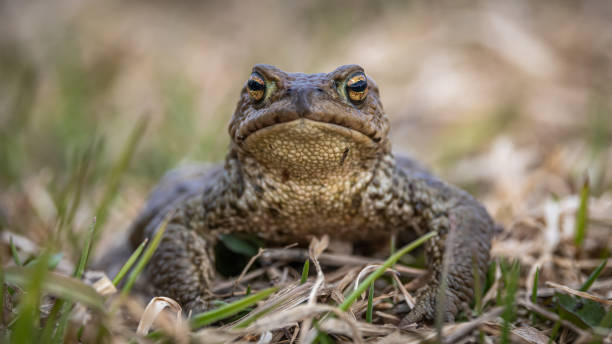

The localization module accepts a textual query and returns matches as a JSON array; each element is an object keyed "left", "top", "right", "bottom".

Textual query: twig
[
  {"left": 546, "top": 281, "right": 612, "bottom": 305},
  {"left": 261, "top": 248, "right": 424, "bottom": 276},
  {"left": 442, "top": 307, "right": 503, "bottom": 343},
  {"left": 554, "top": 257, "right": 612, "bottom": 270},
  {"left": 518, "top": 299, "right": 593, "bottom": 339},
  {"left": 234, "top": 248, "right": 266, "bottom": 290},
  {"left": 212, "top": 262, "right": 284, "bottom": 294},
  {"left": 289, "top": 324, "right": 299, "bottom": 344},
  {"left": 392, "top": 273, "right": 415, "bottom": 309}
]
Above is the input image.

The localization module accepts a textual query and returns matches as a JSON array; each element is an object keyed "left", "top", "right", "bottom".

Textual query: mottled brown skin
[{"left": 129, "top": 64, "right": 495, "bottom": 323}]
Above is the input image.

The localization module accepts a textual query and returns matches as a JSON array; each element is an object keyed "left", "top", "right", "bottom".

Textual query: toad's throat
[{"left": 243, "top": 119, "right": 379, "bottom": 181}]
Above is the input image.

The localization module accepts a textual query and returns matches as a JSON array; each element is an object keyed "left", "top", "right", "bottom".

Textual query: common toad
[{"left": 128, "top": 64, "right": 495, "bottom": 323}]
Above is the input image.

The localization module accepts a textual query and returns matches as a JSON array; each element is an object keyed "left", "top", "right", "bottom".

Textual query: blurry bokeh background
[{"left": 1, "top": 0, "right": 611, "bottom": 261}]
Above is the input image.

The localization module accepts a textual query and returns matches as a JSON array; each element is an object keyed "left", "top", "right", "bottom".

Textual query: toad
[{"left": 128, "top": 64, "right": 495, "bottom": 323}]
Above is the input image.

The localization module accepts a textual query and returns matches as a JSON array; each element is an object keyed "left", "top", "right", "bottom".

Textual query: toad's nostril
[
  {"left": 294, "top": 87, "right": 315, "bottom": 117},
  {"left": 316, "top": 88, "right": 324, "bottom": 93}
]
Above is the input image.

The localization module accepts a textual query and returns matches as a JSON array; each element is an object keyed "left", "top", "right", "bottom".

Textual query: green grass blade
[
  {"left": 366, "top": 282, "right": 374, "bottom": 323},
  {"left": 531, "top": 267, "right": 539, "bottom": 302},
  {"left": 24, "top": 252, "right": 63, "bottom": 270},
  {"left": 52, "top": 217, "right": 97, "bottom": 343},
  {"left": 313, "top": 321, "right": 334, "bottom": 344},
  {"left": 10, "top": 252, "right": 49, "bottom": 344},
  {"left": 232, "top": 288, "right": 294, "bottom": 329},
  {"left": 121, "top": 214, "right": 170, "bottom": 295},
  {"left": 579, "top": 259, "right": 607, "bottom": 292},
  {"left": 574, "top": 176, "right": 590, "bottom": 248},
  {"left": 599, "top": 308, "right": 612, "bottom": 329},
  {"left": 55, "top": 142, "right": 98, "bottom": 247},
  {"left": 548, "top": 319, "right": 562, "bottom": 344},
  {"left": 40, "top": 299, "right": 62, "bottom": 342},
  {"left": 232, "top": 305, "right": 274, "bottom": 330},
  {"left": 77, "top": 325, "right": 85, "bottom": 341},
  {"left": 94, "top": 116, "right": 148, "bottom": 232},
  {"left": 190, "top": 286, "right": 278, "bottom": 329},
  {"left": 300, "top": 259, "right": 310, "bottom": 285},
  {"left": 339, "top": 231, "right": 435, "bottom": 312},
  {"left": 4, "top": 266, "right": 106, "bottom": 311},
  {"left": 51, "top": 300, "right": 70, "bottom": 344},
  {"left": 486, "top": 260, "right": 497, "bottom": 294},
  {"left": 112, "top": 238, "right": 148, "bottom": 286},
  {"left": 500, "top": 260, "right": 520, "bottom": 344},
  {"left": 10, "top": 237, "right": 22, "bottom": 266},
  {"left": 74, "top": 217, "right": 96, "bottom": 278},
  {"left": 219, "top": 234, "right": 258, "bottom": 256},
  {"left": 531, "top": 266, "right": 540, "bottom": 324},
  {"left": 48, "top": 253, "right": 63, "bottom": 270}
]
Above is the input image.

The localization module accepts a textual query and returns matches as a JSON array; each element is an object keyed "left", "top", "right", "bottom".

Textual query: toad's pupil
[
  {"left": 248, "top": 79, "right": 265, "bottom": 91},
  {"left": 348, "top": 80, "right": 367, "bottom": 92}
]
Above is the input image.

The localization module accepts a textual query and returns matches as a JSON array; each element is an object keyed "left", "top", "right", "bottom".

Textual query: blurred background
[{"left": 1, "top": 0, "right": 611, "bottom": 262}]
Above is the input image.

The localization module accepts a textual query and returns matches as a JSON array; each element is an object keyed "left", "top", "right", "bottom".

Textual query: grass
[
  {"left": 9, "top": 238, "right": 22, "bottom": 266},
  {"left": 499, "top": 260, "right": 520, "bottom": 344},
  {"left": 121, "top": 214, "right": 170, "bottom": 296},
  {"left": 579, "top": 259, "right": 607, "bottom": 292},
  {"left": 52, "top": 217, "right": 97, "bottom": 343},
  {"left": 574, "top": 176, "right": 590, "bottom": 248},
  {"left": 112, "top": 238, "right": 147, "bottom": 286},
  {"left": 1, "top": 2, "right": 612, "bottom": 341},
  {"left": 190, "top": 287, "right": 279, "bottom": 329},
  {"left": 531, "top": 266, "right": 540, "bottom": 324},
  {"left": 366, "top": 282, "right": 374, "bottom": 323},
  {"left": 300, "top": 259, "right": 310, "bottom": 285},
  {"left": 1, "top": 116, "right": 611, "bottom": 343},
  {"left": 1, "top": 156, "right": 611, "bottom": 343},
  {"left": 338, "top": 232, "right": 436, "bottom": 312},
  {"left": 93, "top": 116, "right": 148, "bottom": 238}
]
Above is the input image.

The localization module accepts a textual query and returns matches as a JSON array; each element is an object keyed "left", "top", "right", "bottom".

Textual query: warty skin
[{"left": 128, "top": 64, "right": 495, "bottom": 323}]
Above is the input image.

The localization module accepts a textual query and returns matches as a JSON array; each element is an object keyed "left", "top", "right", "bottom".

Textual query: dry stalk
[
  {"left": 234, "top": 247, "right": 266, "bottom": 290},
  {"left": 546, "top": 281, "right": 612, "bottom": 306},
  {"left": 261, "top": 248, "right": 424, "bottom": 276},
  {"left": 299, "top": 236, "right": 329, "bottom": 344},
  {"left": 212, "top": 262, "right": 284, "bottom": 294},
  {"left": 518, "top": 299, "right": 593, "bottom": 340},
  {"left": 441, "top": 306, "right": 503, "bottom": 343},
  {"left": 554, "top": 257, "right": 612, "bottom": 270},
  {"left": 136, "top": 296, "right": 187, "bottom": 343},
  {"left": 392, "top": 273, "right": 415, "bottom": 309}
]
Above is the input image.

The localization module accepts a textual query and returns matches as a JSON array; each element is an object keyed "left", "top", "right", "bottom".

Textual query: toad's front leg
[
  {"left": 401, "top": 181, "right": 495, "bottom": 324},
  {"left": 147, "top": 222, "right": 217, "bottom": 313}
]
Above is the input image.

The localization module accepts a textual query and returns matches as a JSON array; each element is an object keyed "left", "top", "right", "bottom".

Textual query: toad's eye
[
  {"left": 247, "top": 73, "right": 266, "bottom": 102},
  {"left": 345, "top": 72, "right": 368, "bottom": 103}
]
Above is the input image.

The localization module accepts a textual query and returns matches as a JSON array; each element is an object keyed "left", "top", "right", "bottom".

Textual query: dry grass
[{"left": 1, "top": 1, "right": 612, "bottom": 343}]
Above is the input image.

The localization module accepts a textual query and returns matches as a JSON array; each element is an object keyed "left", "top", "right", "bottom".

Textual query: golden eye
[
  {"left": 345, "top": 72, "right": 368, "bottom": 103},
  {"left": 247, "top": 73, "right": 266, "bottom": 102}
]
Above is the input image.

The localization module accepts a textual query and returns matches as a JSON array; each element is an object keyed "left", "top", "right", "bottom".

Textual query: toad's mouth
[
  {"left": 244, "top": 118, "right": 376, "bottom": 146},
  {"left": 241, "top": 119, "right": 380, "bottom": 178},
  {"left": 235, "top": 110, "right": 383, "bottom": 144}
]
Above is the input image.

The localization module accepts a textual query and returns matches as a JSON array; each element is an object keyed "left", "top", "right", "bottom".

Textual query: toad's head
[{"left": 229, "top": 64, "right": 390, "bottom": 181}]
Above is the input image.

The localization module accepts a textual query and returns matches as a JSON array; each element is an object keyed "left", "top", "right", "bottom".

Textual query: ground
[{"left": 1, "top": 1, "right": 612, "bottom": 343}]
